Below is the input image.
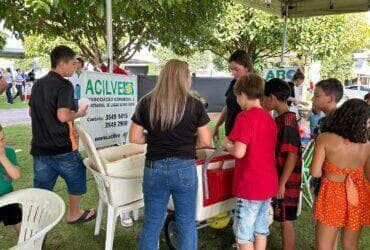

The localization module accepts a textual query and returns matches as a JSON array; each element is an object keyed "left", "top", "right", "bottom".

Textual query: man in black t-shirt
[
  {"left": 29, "top": 45, "right": 95, "bottom": 224},
  {"left": 28, "top": 69, "right": 35, "bottom": 82},
  {"left": 213, "top": 50, "right": 250, "bottom": 140}
]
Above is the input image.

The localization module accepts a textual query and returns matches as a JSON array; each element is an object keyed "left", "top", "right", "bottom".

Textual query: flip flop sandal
[{"left": 68, "top": 209, "right": 96, "bottom": 224}]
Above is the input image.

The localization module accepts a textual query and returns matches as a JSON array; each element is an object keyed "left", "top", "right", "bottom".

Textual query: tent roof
[{"left": 239, "top": 0, "right": 370, "bottom": 17}]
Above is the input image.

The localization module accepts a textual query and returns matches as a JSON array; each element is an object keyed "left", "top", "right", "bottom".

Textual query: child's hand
[
  {"left": 213, "top": 127, "right": 220, "bottom": 142},
  {"left": 277, "top": 184, "right": 286, "bottom": 199},
  {"left": 221, "top": 138, "right": 231, "bottom": 150}
]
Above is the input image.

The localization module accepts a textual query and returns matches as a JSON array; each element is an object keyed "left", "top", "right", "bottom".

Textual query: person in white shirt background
[
  {"left": 4, "top": 68, "right": 14, "bottom": 104},
  {"left": 287, "top": 70, "right": 309, "bottom": 120},
  {"left": 68, "top": 57, "right": 84, "bottom": 111}
]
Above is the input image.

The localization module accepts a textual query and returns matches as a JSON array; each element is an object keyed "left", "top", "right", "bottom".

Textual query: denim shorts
[
  {"left": 233, "top": 198, "right": 271, "bottom": 244},
  {"left": 33, "top": 151, "right": 86, "bottom": 195}
]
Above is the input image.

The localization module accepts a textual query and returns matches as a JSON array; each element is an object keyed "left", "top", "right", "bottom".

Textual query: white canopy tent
[
  {"left": 239, "top": 0, "right": 370, "bottom": 18},
  {"left": 104, "top": 0, "right": 370, "bottom": 69}
]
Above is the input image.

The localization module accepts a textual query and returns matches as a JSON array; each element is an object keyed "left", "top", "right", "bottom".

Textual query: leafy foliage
[
  {"left": 1, "top": 0, "right": 223, "bottom": 66},
  {"left": 151, "top": 46, "right": 213, "bottom": 74},
  {"left": 320, "top": 54, "right": 354, "bottom": 82},
  {"left": 0, "top": 32, "right": 6, "bottom": 51},
  {"left": 197, "top": 3, "right": 370, "bottom": 74}
]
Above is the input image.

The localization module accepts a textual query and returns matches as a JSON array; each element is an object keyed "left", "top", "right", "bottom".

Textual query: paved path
[
  {"left": 0, "top": 108, "right": 30, "bottom": 126},
  {"left": 0, "top": 109, "right": 220, "bottom": 127}
]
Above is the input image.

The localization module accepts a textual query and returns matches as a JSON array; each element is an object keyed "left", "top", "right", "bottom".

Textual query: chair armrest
[{"left": 0, "top": 192, "right": 19, "bottom": 208}]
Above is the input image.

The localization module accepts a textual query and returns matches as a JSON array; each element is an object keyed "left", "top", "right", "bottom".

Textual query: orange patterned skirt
[{"left": 314, "top": 176, "right": 370, "bottom": 230}]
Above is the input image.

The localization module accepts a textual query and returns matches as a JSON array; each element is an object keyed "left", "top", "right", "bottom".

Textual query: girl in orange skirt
[{"left": 310, "top": 99, "right": 370, "bottom": 250}]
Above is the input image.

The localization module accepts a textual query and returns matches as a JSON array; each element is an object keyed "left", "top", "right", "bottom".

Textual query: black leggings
[{"left": 13, "top": 85, "right": 23, "bottom": 101}]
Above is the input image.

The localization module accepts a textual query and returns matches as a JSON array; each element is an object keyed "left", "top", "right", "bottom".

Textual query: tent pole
[
  {"left": 106, "top": 0, "right": 113, "bottom": 73},
  {"left": 280, "top": 3, "right": 288, "bottom": 67}
]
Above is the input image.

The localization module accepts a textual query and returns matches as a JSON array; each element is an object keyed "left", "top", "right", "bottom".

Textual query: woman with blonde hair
[{"left": 130, "top": 59, "right": 212, "bottom": 250}]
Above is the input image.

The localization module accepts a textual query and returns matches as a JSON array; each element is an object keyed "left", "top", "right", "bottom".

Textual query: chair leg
[
  {"left": 95, "top": 198, "right": 104, "bottom": 236},
  {"left": 105, "top": 205, "right": 117, "bottom": 250},
  {"left": 306, "top": 176, "right": 313, "bottom": 207}
]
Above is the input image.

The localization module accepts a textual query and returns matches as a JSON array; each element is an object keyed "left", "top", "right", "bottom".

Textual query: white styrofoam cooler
[
  {"left": 98, "top": 144, "right": 146, "bottom": 178},
  {"left": 86, "top": 144, "right": 146, "bottom": 207}
]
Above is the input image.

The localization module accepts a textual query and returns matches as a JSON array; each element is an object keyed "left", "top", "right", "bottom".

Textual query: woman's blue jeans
[
  {"left": 5, "top": 83, "right": 13, "bottom": 104},
  {"left": 139, "top": 157, "right": 198, "bottom": 250}
]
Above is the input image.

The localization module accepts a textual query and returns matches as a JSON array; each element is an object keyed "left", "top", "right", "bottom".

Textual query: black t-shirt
[
  {"left": 131, "top": 95, "right": 210, "bottom": 161},
  {"left": 287, "top": 81, "right": 295, "bottom": 106},
  {"left": 28, "top": 72, "right": 35, "bottom": 82},
  {"left": 29, "top": 71, "right": 75, "bottom": 156},
  {"left": 225, "top": 79, "right": 242, "bottom": 136}
]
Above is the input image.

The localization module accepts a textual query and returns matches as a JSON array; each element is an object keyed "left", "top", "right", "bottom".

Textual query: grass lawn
[
  {"left": 0, "top": 124, "right": 369, "bottom": 249},
  {"left": 0, "top": 93, "right": 29, "bottom": 110}
]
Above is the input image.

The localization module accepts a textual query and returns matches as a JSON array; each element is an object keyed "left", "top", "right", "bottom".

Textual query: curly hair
[
  {"left": 326, "top": 99, "right": 369, "bottom": 143},
  {"left": 364, "top": 92, "right": 370, "bottom": 101}
]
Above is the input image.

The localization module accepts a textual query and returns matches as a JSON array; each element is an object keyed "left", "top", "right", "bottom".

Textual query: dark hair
[
  {"left": 326, "top": 99, "right": 369, "bottom": 143},
  {"left": 228, "top": 49, "right": 254, "bottom": 72},
  {"left": 6, "top": 68, "right": 11, "bottom": 73},
  {"left": 50, "top": 45, "right": 76, "bottom": 68},
  {"left": 234, "top": 73, "right": 264, "bottom": 100},
  {"left": 264, "top": 78, "right": 291, "bottom": 102},
  {"left": 316, "top": 78, "right": 343, "bottom": 103},
  {"left": 292, "top": 70, "right": 305, "bottom": 81},
  {"left": 0, "top": 124, "right": 2, "bottom": 131},
  {"left": 364, "top": 92, "right": 370, "bottom": 101},
  {"left": 76, "top": 57, "right": 84, "bottom": 67}
]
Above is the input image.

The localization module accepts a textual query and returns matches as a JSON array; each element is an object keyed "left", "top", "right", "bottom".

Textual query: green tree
[
  {"left": 1, "top": 0, "right": 223, "bottom": 66},
  {"left": 320, "top": 54, "right": 354, "bottom": 82},
  {"left": 199, "top": 3, "right": 370, "bottom": 72},
  {"left": 0, "top": 32, "right": 6, "bottom": 51},
  {"left": 151, "top": 46, "right": 213, "bottom": 75},
  {"left": 15, "top": 35, "right": 80, "bottom": 69}
]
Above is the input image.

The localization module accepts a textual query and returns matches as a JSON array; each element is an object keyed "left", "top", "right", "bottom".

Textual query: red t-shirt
[
  {"left": 228, "top": 107, "right": 278, "bottom": 200},
  {"left": 101, "top": 65, "right": 128, "bottom": 75}
]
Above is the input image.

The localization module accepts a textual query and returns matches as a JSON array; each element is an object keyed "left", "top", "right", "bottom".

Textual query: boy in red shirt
[
  {"left": 263, "top": 78, "right": 302, "bottom": 250},
  {"left": 222, "top": 73, "right": 278, "bottom": 250}
]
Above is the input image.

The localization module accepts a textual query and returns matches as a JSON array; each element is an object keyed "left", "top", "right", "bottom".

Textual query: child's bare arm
[
  {"left": 129, "top": 123, "right": 146, "bottom": 144},
  {"left": 221, "top": 138, "right": 246, "bottom": 159},
  {"left": 196, "top": 124, "right": 212, "bottom": 148},
  {"left": 310, "top": 134, "right": 326, "bottom": 178},
  {"left": 365, "top": 149, "right": 370, "bottom": 182},
  {"left": 0, "top": 153, "right": 20, "bottom": 180},
  {"left": 277, "top": 152, "right": 297, "bottom": 199}
]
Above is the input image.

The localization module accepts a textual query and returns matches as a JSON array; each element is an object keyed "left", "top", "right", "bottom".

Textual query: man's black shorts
[{"left": 0, "top": 204, "right": 22, "bottom": 226}]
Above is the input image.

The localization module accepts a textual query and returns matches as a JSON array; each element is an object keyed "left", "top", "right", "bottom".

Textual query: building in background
[{"left": 353, "top": 50, "right": 370, "bottom": 85}]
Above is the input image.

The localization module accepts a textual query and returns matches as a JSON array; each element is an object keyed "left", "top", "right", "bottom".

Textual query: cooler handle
[{"left": 202, "top": 147, "right": 225, "bottom": 199}]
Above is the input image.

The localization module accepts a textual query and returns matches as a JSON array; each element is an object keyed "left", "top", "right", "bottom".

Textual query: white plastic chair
[
  {"left": 0, "top": 188, "right": 65, "bottom": 250},
  {"left": 76, "top": 126, "right": 144, "bottom": 250}
]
